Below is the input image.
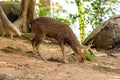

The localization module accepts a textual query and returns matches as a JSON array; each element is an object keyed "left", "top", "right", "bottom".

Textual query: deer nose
[{"left": 81, "top": 57, "right": 85, "bottom": 63}]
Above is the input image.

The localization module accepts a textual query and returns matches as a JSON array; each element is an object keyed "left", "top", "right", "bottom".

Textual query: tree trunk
[
  {"left": 0, "top": 0, "right": 35, "bottom": 37},
  {"left": 27, "top": 0, "right": 36, "bottom": 32},
  {"left": 14, "top": 0, "right": 29, "bottom": 32},
  {"left": 14, "top": 0, "right": 35, "bottom": 32}
]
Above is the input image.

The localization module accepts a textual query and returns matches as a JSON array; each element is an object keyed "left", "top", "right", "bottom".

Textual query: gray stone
[{"left": 83, "top": 15, "right": 120, "bottom": 49}]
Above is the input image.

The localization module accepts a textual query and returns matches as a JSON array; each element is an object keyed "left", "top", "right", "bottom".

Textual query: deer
[{"left": 30, "top": 17, "right": 85, "bottom": 63}]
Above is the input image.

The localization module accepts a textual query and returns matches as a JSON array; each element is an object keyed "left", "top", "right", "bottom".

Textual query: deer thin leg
[
  {"left": 35, "top": 34, "right": 46, "bottom": 61},
  {"left": 59, "top": 42, "right": 67, "bottom": 63},
  {"left": 31, "top": 37, "right": 37, "bottom": 53},
  {"left": 31, "top": 35, "right": 42, "bottom": 57}
]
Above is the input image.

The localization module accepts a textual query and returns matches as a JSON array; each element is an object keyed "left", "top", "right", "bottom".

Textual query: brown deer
[{"left": 30, "top": 17, "right": 85, "bottom": 63}]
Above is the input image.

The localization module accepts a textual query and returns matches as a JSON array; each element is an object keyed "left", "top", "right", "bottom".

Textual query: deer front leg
[
  {"left": 34, "top": 34, "right": 46, "bottom": 61},
  {"left": 35, "top": 40, "right": 46, "bottom": 61},
  {"left": 59, "top": 42, "right": 68, "bottom": 63}
]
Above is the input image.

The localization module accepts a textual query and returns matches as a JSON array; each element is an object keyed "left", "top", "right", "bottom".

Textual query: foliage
[
  {"left": 85, "top": 53, "right": 94, "bottom": 61},
  {"left": 36, "top": 1, "right": 50, "bottom": 17},
  {"left": 3, "top": 0, "right": 21, "bottom": 2},
  {"left": 51, "top": 2, "right": 72, "bottom": 25},
  {"left": 75, "top": 0, "right": 86, "bottom": 41},
  {"left": 51, "top": 2, "right": 67, "bottom": 17},
  {"left": 64, "top": 0, "right": 119, "bottom": 40},
  {"left": 10, "top": 0, "right": 21, "bottom": 2},
  {"left": 83, "top": 0, "right": 118, "bottom": 29},
  {"left": 84, "top": 49, "right": 94, "bottom": 61},
  {"left": 55, "top": 17, "right": 71, "bottom": 25}
]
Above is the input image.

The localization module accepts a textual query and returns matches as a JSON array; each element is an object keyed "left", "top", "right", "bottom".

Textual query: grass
[
  {"left": 9, "top": 43, "right": 22, "bottom": 51},
  {"left": 83, "top": 48, "right": 94, "bottom": 62},
  {"left": 85, "top": 53, "right": 94, "bottom": 62},
  {"left": 16, "top": 46, "right": 22, "bottom": 51},
  {"left": 27, "top": 76, "right": 35, "bottom": 80},
  {"left": 15, "top": 76, "right": 35, "bottom": 80},
  {"left": 40, "top": 45, "right": 51, "bottom": 48}
]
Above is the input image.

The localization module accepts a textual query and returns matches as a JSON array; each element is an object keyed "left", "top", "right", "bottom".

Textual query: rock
[
  {"left": 93, "top": 22, "right": 115, "bottom": 49},
  {"left": 83, "top": 15, "right": 120, "bottom": 49},
  {"left": 0, "top": 1, "right": 20, "bottom": 22}
]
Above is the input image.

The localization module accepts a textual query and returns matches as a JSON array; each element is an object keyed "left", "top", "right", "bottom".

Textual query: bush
[{"left": 85, "top": 53, "right": 94, "bottom": 62}]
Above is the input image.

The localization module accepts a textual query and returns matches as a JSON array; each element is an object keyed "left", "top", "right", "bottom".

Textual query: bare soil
[{"left": 0, "top": 37, "right": 120, "bottom": 80}]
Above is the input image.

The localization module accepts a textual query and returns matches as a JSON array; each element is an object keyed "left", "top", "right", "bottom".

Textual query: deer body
[{"left": 31, "top": 17, "right": 85, "bottom": 63}]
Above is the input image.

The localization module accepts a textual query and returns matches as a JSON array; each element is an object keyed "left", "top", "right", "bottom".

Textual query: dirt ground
[{"left": 0, "top": 37, "right": 119, "bottom": 80}]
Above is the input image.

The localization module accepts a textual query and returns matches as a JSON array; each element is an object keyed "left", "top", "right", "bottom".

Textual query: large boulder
[
  {"left": 83, "top": 15, "right": 120, "bottom": 49},
  {"left": 0, "top": 1, "right": 20, "bottom": 22}
]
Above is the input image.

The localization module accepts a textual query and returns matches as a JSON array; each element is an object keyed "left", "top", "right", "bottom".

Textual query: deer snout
[
  {"left": 77, "top": 54, "right": 85, "bottom": 63},
  {"left": 80, "top": 57, "right": 85, "bottom": 63}
]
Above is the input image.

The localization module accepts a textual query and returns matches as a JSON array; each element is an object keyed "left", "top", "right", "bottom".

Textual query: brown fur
[{"left": 30, "top": 17, "right": 85, "bottom": 63}]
